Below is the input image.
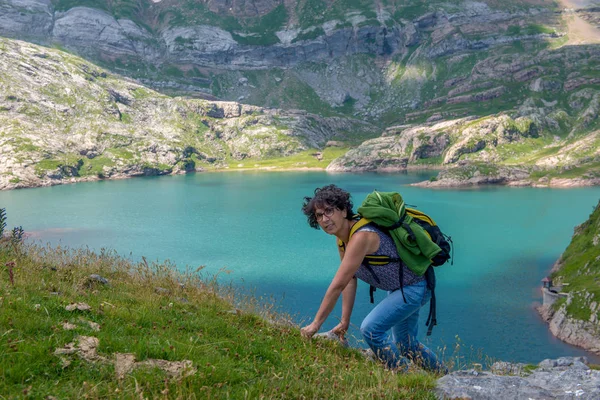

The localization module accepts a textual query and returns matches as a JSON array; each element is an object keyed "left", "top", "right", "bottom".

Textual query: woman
[{"left": 300, "top": 184, "right": 444, "bottom": 372}]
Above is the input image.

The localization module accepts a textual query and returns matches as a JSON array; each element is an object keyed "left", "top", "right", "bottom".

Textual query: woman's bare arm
[{"left": 301, "top": 231, "right": 378, "bottom": 337}]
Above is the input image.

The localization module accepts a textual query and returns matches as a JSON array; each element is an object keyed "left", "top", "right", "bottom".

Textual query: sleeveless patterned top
[{"left": 353, "top": 223, "right": 424, "bottom": 290}]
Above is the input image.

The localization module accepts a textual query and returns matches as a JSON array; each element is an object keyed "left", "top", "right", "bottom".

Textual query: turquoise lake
[{"left": 1, "top": 171, "right": 599, "bottom": 365}]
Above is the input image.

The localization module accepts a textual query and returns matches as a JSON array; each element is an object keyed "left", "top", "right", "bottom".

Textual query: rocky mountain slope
[
  {"left": 1, "top": 0, "right": 600, "bottom": 187},
  {"left": 537, "top": 200, "right": 600, "bottom": 355},
  {"left": 0, "top": 0, "right": 576, "bottom": 120},
  {"left": 0, "top": 37, "right": 377, "bottom": 190}
]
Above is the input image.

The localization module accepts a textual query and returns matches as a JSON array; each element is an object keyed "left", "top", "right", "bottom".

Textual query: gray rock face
[
  {"left": 437, "top": 357, "right": 600, "bottom": 400},
  {"left": 0, "top": 0, "right": 53, "bottom": 39},
  {"left": 0, "top": 0, "right": 410, "bottom": 69},
  {"left": 53, "top": 7, "right": 161, "bottom": 62},
  {"left": 162, "top": 24, "right": 408, "bottom": 69},
  {"left": 0, "top": 0, "right": 557, "bottom": 71}
]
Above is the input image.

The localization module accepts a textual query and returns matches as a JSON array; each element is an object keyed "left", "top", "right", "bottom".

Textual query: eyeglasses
[{"left": 315, "top": 207, "right": 336, "bottom": 221}]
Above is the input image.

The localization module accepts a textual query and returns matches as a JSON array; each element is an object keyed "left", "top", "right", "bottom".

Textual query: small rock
[
  {"left": 315, "top": 330, "right": 349, "bottom": 347},
  {"left": 86, "top": 321, "right": 101, "bottom": 331},
  {"left": 66, "top": 302, "right": 91, "bottom": 311},
  {"left": 62, "top": 322, "right": 77, "bottom": 330},
  {"left": 88, "top": 274, "right": 109, "bottom": 285},
  {"left": 155, "top": 287, "right": 170, "bottom": 295}
]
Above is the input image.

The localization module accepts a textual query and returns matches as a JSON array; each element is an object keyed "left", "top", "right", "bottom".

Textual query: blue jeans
[{"left": 360, "top": 280, "right": 442, "bottom": 371}]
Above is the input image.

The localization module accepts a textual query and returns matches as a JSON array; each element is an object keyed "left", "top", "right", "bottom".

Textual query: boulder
[{"left": 437, "top": 357, "right": 600, "bottom": 400}]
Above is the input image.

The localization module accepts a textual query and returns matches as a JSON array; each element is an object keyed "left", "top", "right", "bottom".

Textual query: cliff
[
  {"left": 537, "top": 200, "right": 600, "bottom": 355},
  {"left": 0, "top": 37, "right": 378, "bottom": 190},
  {"left": 0, "top": 0, "right": 577, "bottom": 120}
]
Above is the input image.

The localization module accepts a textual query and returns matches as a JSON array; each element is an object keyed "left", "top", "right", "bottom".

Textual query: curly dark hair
[{"left": 302, "top": 184, "right": 354, "bottom": 229}]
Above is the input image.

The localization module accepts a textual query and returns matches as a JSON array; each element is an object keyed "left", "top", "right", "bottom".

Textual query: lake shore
[{"left": 3, "top": 165, "right": 600, "bottom": 191}]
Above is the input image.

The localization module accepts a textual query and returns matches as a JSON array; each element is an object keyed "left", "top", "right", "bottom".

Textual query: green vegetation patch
[
  {"left": 34, "top": 159, "right": 62, "bottom": 173},
  {"left": 0, "top": 238, "right": 438, "bottom": 399},
  {"left": 524, "top": 24, "right": 555, "bottom": 36},
  {"left": 80, "top": 157, "right": 116, "bottom": 177},
  {"left": 52, "top": 0, "right": 108, "bottom": 12},
  {"left": 393, "top": 3, "right": 430, "bottom": 21},
  {"left": 226, "top": 147, "right": 350, "bottom": 170},
  {"left": 550, "top": 200, "right": 600, "bottom": 321},
  {"left": 107, "top": 148, "right": 135, "bottom": 160},
  {"left": 12, "top": 138, "right": 41, "bottom": 153},
  {"left": 531, "top": 161, "right": 600, "bottom": 180},
  {"left": 297, "top": 0, "right": 380, "bottom": 29},
  {"left": 34, "top": 155, "right": 84, "bottom": 177},
  {"left": 292, "top": 27, "right": 327, "bottom": 43}
]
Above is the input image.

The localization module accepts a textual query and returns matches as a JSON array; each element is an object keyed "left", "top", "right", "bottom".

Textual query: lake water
[{"left": 1, "top": 171, "right": 599, "bottom": 365}]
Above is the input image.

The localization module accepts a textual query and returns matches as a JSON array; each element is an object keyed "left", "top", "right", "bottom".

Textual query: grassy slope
[
  {"left": 0, "top": 240, "right": 438, "bottom": 399},
  {"left": 551, "top": 201, "right": 600, "bottom": 321}
]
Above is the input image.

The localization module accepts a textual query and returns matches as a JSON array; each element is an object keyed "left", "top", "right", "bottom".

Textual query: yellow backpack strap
[
  {"left": 337, "top": 218, "right": 372, "bottom": 250},
  {"left": 406, "top": 207, "right": 437, "bottom": 226}
]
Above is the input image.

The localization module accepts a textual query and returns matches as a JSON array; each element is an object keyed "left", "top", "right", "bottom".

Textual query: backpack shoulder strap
[
  {"left": 337, "top": 217, "right": 372, "bottom": 250},
  {"left": 406, "top": 207, "right": 437, "bottom": 226}
]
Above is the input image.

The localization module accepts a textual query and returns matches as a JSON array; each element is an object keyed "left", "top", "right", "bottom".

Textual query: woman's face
[{"left": 315, "top": 204, "right": 346, "bottom": 235}]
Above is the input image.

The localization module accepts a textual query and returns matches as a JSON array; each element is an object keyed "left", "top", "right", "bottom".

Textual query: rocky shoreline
[
  {"left": 413, "top": 175, "right": 600, "bottom": 189},
  {"left": 537, "top": 303, "right": 600, "bottom": 356},
  {"left": 4, "top": 164, "right": 600, "bottom": 191}
]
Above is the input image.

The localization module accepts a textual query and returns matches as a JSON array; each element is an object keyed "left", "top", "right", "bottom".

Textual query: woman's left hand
[{"left": 300, "top": 323, "right": 319, "bottom": 339}]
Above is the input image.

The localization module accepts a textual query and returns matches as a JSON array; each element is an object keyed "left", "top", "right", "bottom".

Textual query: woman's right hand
[{"left": 331, "top": 322, "right": 349, "bottom": 340}]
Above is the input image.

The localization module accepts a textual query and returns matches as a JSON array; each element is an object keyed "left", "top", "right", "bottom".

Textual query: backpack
[
  {"left": 404, "top": 208, "right": 453, "bottom": 267},
  {"left": 337, "top": 197, "right": 453, "bottom": 336}
]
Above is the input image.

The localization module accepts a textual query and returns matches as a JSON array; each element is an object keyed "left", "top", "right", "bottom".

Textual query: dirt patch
[
  {"left": 114, "top": 352, "right": 196, "bottom": 379},
  {"left": 54, "top": 336, "right": 196, "bottom": 380},
  {"left": 114, "top": 353, "right": 137, "bottom": 379},
  {"left": 559, "top": 0, "right": 598, "bottom": 8},
  {"left": 62, "top": 322, "right": 77, "bottom": 330},
  {"left": 136, "top": 358, "right": 196, "bottom": 379},
  {"left": 558, "top": 0, "right": 600, "bottom": 44},
  {"left": 54, "top": 336, "right": 105, "bottom": 362}
]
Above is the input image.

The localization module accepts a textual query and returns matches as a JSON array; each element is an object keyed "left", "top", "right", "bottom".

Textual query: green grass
[
  {"left": 531, "top": 161, "right": 600, "bottom": 180},
  {"left": 52, "top": 0, "right": 108, "bottom": 12},
  {"left": 292, "top": 27, "right": 327, "bottom": 43},
  {"left": 496, "top": 136, "right": 556, "bottom": 164},
  {"left": 393, "top": 4, "right": 430, "bottom": 21},
  {"left": 80, "top": 157, "right": 116, "bottom": 177},
  {"left": 107, "top": 148, "right": 135, "bottom": 160},
  {"left": 120, "top": 113, "right": 132, "bottom": 124},
  {"left": 225, "top": 147, "right": 350, "bottom": 170},
  {"left": 524, "top": 24, "right": 555, "bottom": 36},
  {"left": 550, "top": 200, "right": 600, "bottom": 321},
  {"left": 34, "top": 159, "right": 63, "bottom": 175},
  {"left": 0, "top": 239, "right": 439, "bottom": 399}
]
